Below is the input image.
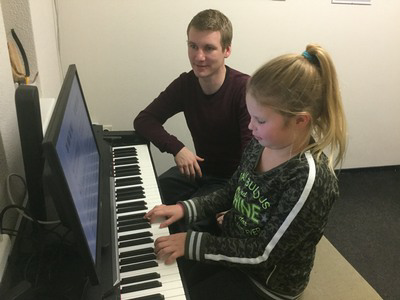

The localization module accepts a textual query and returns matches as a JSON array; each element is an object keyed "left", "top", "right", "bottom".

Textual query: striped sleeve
[{"left": 185, "top": 230, "right": 206, "bottom": 261}]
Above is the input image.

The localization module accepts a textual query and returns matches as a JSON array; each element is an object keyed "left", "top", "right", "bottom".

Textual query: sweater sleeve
[
  {"left": 133, "top": 75, "right": 186, "bottom": 156},
  {"left": 178, "top": 156, "right": 244, "bottom": 224}
]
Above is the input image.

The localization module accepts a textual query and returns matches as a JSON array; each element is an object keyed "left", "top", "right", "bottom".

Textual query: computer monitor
[{"left": 42, "top": 64, "right": 101, "bottom": 285}]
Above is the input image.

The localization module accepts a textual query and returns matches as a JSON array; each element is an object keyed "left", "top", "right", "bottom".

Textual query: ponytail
[{"left": 247, "top": 44, "right": 347, "bottom": 172}]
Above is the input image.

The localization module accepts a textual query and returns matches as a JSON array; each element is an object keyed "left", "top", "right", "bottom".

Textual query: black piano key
[
  {"left": 114, "top": 168, "right": 141, "bottom": 177},
  {"left": 121, "top": 280, "right": 162, "bottom": 294},
  {"left": 117, "top": 204, "right": 148, "bottom": 215},
  {"left": 118, "top": 222, "right": 151, "bottom": 232},
  {"left": 113, "top": 146, "right": 137, "bottom": 153},
  {"left": 121, "top": 272, "right": 160, "bottom": 285},
  {"left": 119, "top": 237, "right": 154, "bottom": 249},
  {"left": 117, "top": 186, "right": 144, "bottom": 195},
  {"left": 118, "top": 212, "right": 146, "bottom": 221},
  {"left": 117, "top": 205, "right": 147, "bottom": 213},
  {"left": 124, "top": 293, "right": 165, "bottom": 300},
  {"left": 115, "top": 176, "right": 142, "bottom": 187},
  {"left": 116, "top": 187, "right": 145, "bottom": 199},
  {"left": 114, "top": 164, "right": 140, "bottom": 173},
  {"left": 116, "top": 205, "right": 147, "bottom": 214},
  {"left": 113, "top": 148, "right": 137, "bottom": 157},
  {"left": 120, "top": 253, "right": 156, "bottom": 265},
  {"left": 115, "top": 170, "right": 141, "bottom": 178},
  {"left": 120, "top": 247, "right": 154, "bottom": 259},
  {"left": 116, "top": 193, "right": 145, "bottom": 202},
  {"left": 117, "top": 200, "right": 147, "bottom": 209},
  {"left": 114, "top": 157, "right": 139, "bottom": 166},
  {"left": 118, "top": 231, "right": 152, "bottom": 242},
  {"left": 117, "top": 216, "right": 148, "bottom": 227},
  {"left": 120, "top": 261, "right": 158, "bottom": 273}
]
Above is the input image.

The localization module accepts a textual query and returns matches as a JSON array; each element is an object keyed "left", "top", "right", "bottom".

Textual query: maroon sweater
[{"left": 133, "top": 66, "right": 252, "bottom": 178}]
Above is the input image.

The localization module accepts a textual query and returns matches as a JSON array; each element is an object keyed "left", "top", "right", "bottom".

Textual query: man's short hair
[{"left": 187, "top": 9, "right": 233, "bottom": 50}]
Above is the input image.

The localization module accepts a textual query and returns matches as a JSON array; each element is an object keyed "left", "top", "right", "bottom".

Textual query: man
[{"left": 134, "top": 9, "right": 251, "bottom": 205}]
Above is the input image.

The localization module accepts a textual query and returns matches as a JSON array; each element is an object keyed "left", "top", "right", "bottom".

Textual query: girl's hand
[
  {"left": 154, "top": 233, "right": 187, "bottom": 264},
  {"left": 144, "top": 204, "right": 184, "bottom": 228}
]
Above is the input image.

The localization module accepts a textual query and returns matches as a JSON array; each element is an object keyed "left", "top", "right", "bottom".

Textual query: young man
[{"left": 134, "top": 9, "right": 251, "bottom": 206}]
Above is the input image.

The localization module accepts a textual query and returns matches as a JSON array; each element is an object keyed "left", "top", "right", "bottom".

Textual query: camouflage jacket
[{"left": 180, "top": 138, "right": 338, "bottom": 299}]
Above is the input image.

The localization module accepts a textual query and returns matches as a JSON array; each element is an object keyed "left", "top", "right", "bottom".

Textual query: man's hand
[
  {"left": 144, "top": 204, "right": 184, "bottom": 228},
  {"left": 174, "top": 147, "right": 204, "bottom": 179},
  {"left": 155, "top": 233, "right": 187, "bottom": 264}
]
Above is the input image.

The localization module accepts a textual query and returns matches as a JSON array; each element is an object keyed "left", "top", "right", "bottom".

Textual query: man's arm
[
  {"left": 133, "top": 73, "right": 189, "bottom": 156},
  {"left": 133, "top": 73, "right": 203, "bottom": 178}
]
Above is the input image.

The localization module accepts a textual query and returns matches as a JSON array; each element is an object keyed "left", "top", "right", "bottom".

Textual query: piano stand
[{"left": 0, "top": 218, "right": 92, "bottom": 299}]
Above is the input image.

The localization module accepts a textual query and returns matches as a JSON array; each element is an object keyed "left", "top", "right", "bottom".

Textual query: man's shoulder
[
  {"left": 166, "top": 70, "right": 198, "bottom": 91},
  {"left": 226, "top": 66, "right": 250, "bottom": 80},
  {"left": 176, "top": 69, "right": 196, "bottom": 81}
]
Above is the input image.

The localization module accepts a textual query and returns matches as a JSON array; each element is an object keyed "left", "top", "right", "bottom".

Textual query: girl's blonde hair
[{"left": 247, "top": 44, "right": 347, "bottom": 172}]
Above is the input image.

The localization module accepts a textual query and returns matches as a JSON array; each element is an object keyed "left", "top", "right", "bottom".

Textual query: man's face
[{"left": 187, "top": 27, "right": 231, "bottom": 80}]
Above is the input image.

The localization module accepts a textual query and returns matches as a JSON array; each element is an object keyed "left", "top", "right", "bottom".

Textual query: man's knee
[{"left": 158, "top": 167, "right": 198, "bottom": 204}]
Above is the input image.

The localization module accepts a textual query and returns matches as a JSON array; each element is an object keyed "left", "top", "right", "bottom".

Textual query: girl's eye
[{"left": 257, "top": 119, "right": 266, "bottom": 124}]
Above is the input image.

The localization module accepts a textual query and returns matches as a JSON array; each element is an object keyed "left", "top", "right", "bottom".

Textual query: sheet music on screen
[{"left": 55, "top": 76, "right": 100, "bottom": 262}]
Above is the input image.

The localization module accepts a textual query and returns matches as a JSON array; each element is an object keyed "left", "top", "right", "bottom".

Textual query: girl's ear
[{"left": 295, "top": 113, "right": 311, "bottom": 128}]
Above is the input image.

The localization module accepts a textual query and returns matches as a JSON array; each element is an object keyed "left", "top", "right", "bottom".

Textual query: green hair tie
[{"left": 302, "top": 51, "right": 316, "bottom": 63}]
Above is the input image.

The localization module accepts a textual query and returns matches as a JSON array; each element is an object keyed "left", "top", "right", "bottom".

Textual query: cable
[
  {"left": 53, "top": 0, "right": 64, "bottom": 79},
  {"left": 11, "top": 29, "right": 30, "bottom": 82},
  {"left": 0, "top": 204, "right": 39, "bottom": 236},
  {"left": 7, "top": 173, "right": 60, "bottom": 225}
]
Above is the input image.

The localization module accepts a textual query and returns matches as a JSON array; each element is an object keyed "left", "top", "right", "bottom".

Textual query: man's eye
[{"left": 205, "top": 46, "right": 215, "bottom": 52}]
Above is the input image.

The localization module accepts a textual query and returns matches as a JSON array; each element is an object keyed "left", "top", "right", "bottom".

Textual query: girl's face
[{"left": 246, "top": 93, "right": 297, "bottom": 150}]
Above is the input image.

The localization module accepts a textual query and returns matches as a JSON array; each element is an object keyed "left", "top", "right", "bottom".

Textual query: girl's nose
[{"left": 248, "top": 119, "right": 254, "bottom": 130}]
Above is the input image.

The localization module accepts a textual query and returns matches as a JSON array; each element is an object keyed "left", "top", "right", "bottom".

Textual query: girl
[{"left": 145, "top": 44, "right": 347, "bottom": 300}]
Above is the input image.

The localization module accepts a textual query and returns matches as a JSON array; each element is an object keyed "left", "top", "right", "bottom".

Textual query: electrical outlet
[
  {"left": 103, "top": 125, "right": 112, "bottom": 131},
  {"left": 0, "top": 234, "right": 11, "bottom": 282}
]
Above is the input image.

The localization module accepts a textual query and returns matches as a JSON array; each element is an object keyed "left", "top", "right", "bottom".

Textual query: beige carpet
[{"left": 302, "top": 236, "right": 382, "bottom": 300}]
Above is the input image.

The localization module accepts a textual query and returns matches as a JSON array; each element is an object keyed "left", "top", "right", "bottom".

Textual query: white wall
[
  {"left": 0, "top": 1, "right": 26, "bottom": 281},
  {"left": 56, "top": 0, "right": 400, "bottom": 174},
  {"left": 29, "top": 0, "right": 62, "bottom": 98},
  {"left": 0, "top": 1, "right": 25, "bottom": 232}
]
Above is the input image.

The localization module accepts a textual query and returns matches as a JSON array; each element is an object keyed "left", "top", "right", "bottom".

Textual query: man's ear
[{"left": 224, "top": 45, "right": 232, "bottom": 58}]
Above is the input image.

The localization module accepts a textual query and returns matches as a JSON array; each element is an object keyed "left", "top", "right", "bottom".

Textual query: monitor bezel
[{"left": 42, "top": 64, "right": 102, "bottom": 285}]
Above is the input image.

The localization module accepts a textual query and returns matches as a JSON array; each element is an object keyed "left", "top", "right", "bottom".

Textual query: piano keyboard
[{"left": 112, "top": 144, "right": 187, "bottom": 300}]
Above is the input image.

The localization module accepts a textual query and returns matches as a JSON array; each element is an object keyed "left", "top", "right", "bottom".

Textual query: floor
[{"left": 322, "top": 166, "right": 400, "bottom": 300}]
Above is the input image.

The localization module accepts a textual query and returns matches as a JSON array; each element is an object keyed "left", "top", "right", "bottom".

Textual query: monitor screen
[{"left": 42, "top": 64, "right": 101, "bottom": 285}]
